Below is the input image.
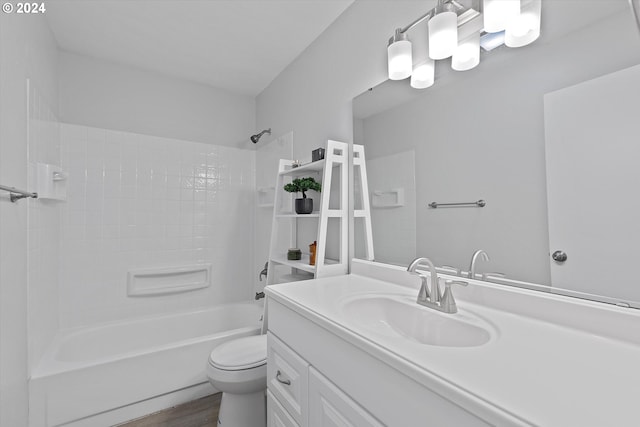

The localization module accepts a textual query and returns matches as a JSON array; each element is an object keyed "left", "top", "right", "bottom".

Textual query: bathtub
[{"left": 29, "top": 302, "right": 263, "bottom": 427}]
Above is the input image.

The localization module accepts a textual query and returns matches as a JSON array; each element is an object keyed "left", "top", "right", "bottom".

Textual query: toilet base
[{"left": 217, "top": 390, "right": 266, "bottom": 427}]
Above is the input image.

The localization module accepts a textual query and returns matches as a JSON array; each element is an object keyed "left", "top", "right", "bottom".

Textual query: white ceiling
[{"left": 45, "top": 0, "right": 354, "bottom": 96}]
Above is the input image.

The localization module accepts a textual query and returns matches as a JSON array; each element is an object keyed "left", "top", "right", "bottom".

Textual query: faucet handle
[
  {"left": 440, "top": 265, "right": 461, "bottom": 276},
  {"left": 416, "top": 273, "right": 430, "bottom": 302},
  {"left": 440, "top": 280, "right": 468, "bottom": 314},
  {"left": 446, "top": 280, "right": 468, "bottom": 287},
  {"left": 482, "top": 272, "right": 506, "bottom": 281}
]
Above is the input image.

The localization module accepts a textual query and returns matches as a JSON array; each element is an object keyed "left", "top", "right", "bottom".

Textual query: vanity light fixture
[
  {"left": 410, "top": 19, "right": 435, "bottom": 89},
  {"left": 452, "top": 32, "right": 480, "bottom": 71},
  {"left": 483, "top": 0, "right": 520, "bottom": 33},
  {"left": 505, "top": 0, "right": 541, "bottom": 47},
  {"left": 411, "top": 59, "right": 436, "bottom": 89},
  {"left": 387, "top": 29, "right": 413, "bottom": 80},
  {"left": 386, "top": 0, "right": 541, "bottom": 89},
  {"left": 428, "top": 2, "right": 458, "bottom": 60}
]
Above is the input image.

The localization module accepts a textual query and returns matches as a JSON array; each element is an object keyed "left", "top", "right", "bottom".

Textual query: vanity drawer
[
  {"left": 309, "top": 367, "right": 384, "bottom": 427},
  {"left": 267, "top": 332, "right": 309, "bottom": 426},
  {"left": 268, "top": 390, "right": 300, "bottom": 427}
]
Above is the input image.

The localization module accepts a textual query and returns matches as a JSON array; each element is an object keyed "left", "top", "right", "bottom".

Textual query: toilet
[{"left": 207, "top": 334, "right": 268, "bottom": 427}]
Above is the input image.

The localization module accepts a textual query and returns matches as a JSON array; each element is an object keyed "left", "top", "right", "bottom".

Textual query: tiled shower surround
[{"left": 59, "top": 124, "right": 256, "bottom": 329}]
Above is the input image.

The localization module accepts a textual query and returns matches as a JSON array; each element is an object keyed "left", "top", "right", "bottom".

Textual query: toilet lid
[{"left": 209, "top": 334, "right": 267, "bottom": 371}]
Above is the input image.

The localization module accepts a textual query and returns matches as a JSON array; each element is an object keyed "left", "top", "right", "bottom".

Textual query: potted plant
[{"left": 284, "top": 177, "right": 321, "bottom": 214}]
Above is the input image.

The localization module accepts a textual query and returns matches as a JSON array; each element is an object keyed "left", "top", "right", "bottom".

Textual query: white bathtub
[{"left": 29, "top": 302, "right": 263, "bottom": 427}]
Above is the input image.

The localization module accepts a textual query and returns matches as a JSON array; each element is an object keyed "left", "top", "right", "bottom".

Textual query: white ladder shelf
[
  {"left": 267, "top": 140, "right": 371, "bottom": 285},
  {"left": 353, "top": 144, "right": 374, "bottom": 261}
]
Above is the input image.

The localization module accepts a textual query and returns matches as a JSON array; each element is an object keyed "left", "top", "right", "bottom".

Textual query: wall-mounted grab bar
[
  {"left": 428, "top": 199, "right": 485, "bottom": 208},
  {"left": 0, "top": 184, "right": 38, "bottom": 203}
]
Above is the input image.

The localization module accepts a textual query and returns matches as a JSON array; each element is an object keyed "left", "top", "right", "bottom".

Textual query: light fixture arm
[
  {"left": 400, "top": 10, "right": 435, "bottom": 34},
  {"left": 388, "top": 28, "right": 407, "bottom": 45}
]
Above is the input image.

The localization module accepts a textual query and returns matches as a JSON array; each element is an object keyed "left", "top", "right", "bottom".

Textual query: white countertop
[{"left": 266, "top": 263, "right": 640, "bottom": 426}]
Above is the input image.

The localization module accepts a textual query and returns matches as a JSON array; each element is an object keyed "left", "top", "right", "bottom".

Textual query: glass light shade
[
  {"left": 388, "top": 39, "right": 412, "bottom": 80},
  {"left": 452, "top": 33, "right": 480, "bottom": 71},
  {"left": 505, "top": 0, "right": 541, "bottom": 47},
  {"left": 483, "top": 0, "right": 520, "bottom": 33},
  {"left": 411, "top": 59, "right": 435, "bottom": 89},
  {"left": 428, "top": 11, "right": 458, "bottom": 60}
]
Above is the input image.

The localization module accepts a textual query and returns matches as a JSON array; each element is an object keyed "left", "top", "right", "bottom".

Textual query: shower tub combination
[{"left": 29, "top": 302, "right": 263, "bottom": 427}]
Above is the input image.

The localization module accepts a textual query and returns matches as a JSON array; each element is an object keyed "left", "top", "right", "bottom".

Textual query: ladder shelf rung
[
  {"left": 326, "top": 210, "right": 347, "bottom": 218},
  {"left": 279, "top": 159, "right": 325, "bottom": 176},
  {"left": 275, "top": 212, "right": 320, "bottom": 218},
  {"left": 270, "top": 256, "right": 339, "bottom": 273}
]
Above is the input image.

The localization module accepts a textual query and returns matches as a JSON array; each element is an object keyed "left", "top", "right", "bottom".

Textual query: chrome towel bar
[
  {"left": 429, "top": 199, "right": 485, "bottom": 208},
  {"left": 0, "top": 184, "right": 38, "bottom": 203}
]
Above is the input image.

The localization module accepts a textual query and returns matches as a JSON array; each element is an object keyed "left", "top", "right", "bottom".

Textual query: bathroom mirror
[{"left": 352, "top": 0, "right": 640, "bottom": 308}]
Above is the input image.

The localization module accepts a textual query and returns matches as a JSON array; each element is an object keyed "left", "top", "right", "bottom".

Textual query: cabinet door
[
  {"left": 268, "top": 390, "right": 300, "bottom": 427},
  {"left": 309, "top": 367, "right": 384, "bottom": 427},
  {"left": 267, "top": 333, "right": 309, "bottom": 425}
]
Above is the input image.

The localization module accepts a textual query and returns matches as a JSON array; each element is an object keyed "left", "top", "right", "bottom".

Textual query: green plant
[{"left": 284, "top": 177, "right": 321, "bottom": 199}]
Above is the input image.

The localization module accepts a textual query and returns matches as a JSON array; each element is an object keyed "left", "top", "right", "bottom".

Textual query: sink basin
[{"left": 341, "top": 295, "right": 493, "bottom": 348}]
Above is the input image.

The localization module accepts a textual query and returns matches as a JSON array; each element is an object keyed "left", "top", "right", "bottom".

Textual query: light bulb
[
  {"left": 428, "top": 9, "right": 458, "bottom": 60},
  {"left": 411, "top": 59, "right": 435, "bottom": 89},
  {"left": 505, "top": 0, "right": 541, "bottom": 47},
  {"left": 387, "top": 30, "right": 412, "bottom": 80},
  {"left": 483, "top": 0, "right": 520, "bottom": 33},
  {"left": 452, "top": 33, "right": 480, "bottom": 71}
]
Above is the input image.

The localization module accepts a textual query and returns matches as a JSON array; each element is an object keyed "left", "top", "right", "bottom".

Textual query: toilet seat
[{"left": 208, "top": 334, "right": 267, "bottom": 371}]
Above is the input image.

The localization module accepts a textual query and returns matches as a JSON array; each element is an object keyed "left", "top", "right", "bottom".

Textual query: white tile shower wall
[
  {"left": 59, "top": 124, "right": 256, "bottom": 329},
  {"left": 27, "top": 80, "right": 61, "bottom": 369},
  {"left": 365, "top": 150, "right": 416, "bottom": 265}
]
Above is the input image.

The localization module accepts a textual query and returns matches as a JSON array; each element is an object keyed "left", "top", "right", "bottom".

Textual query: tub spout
[{"left": 259, "top": 262, "right": 268, "bottom": 281}]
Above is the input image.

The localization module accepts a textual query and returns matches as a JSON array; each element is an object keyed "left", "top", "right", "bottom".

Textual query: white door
[{"left": 544, "top": 64, "right": 640, "bottom": 305}]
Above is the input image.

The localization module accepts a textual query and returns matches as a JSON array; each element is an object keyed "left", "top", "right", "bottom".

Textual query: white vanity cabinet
[
  {"left": 266, "top": 297, "right": 492, "bottom": 427},
  {"left": 267, "top": 334, "right": 309, "bottom": 425},
  {"left": 267, "top": 332, "right": 383, "bottom": 427},
  {"left": 266, "top": 262, "right": 640, "bottom": 426},
  {"left": 308, "top": 367, "right": 384, "bottom": 427},
  {"left": 267, "top": 390, "right": 298, "bottom": 427}
]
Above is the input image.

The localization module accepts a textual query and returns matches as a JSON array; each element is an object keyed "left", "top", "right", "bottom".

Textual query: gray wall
[
  {"left": 256, "top": 1, "right": 428, "bottom": 161},
  {"left": 258, "top": 1, "right": 640, "bottom": 285},
  {"left": 359, "top": 11, "right": 640, "bottom": 285}
]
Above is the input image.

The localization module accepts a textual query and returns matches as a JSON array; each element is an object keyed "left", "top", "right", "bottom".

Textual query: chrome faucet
[
  {"left": 468, "top": 250, "right": 489, "bottom": 279},
  {"left": 407, "top": 257, "right": 467, "bottom": 313},
  {"left": 407, "top": 257, "right": 436, "bottom": 303}
]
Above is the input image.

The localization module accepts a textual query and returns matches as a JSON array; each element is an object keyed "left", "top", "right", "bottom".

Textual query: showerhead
[{"left": 250, "top": 128, "right": 271, "bottom": 144}]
